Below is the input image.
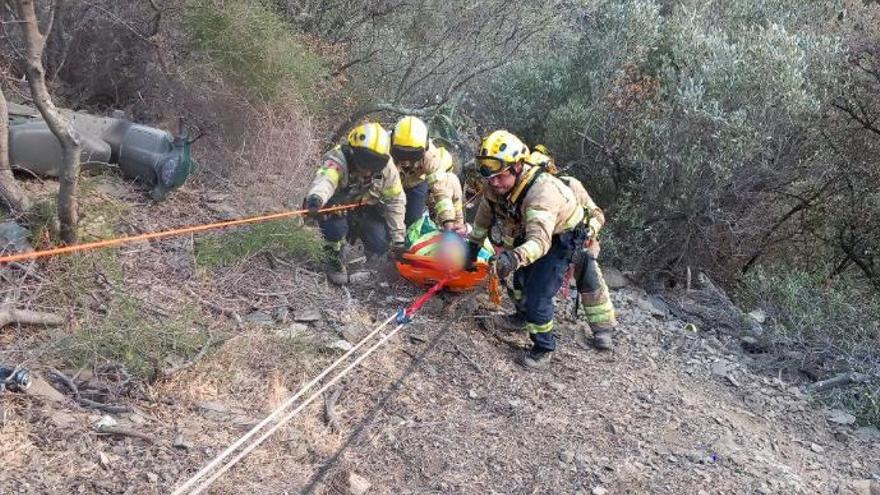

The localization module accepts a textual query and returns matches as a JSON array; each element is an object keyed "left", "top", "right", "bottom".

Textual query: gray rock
[
  {"left": 97, "top": 451, "right": 111, "bottom": 470},
  {"left": 559, "top": 450, "right": 574, "bottom": 464},
  {"left": 49, "top": 410, "right": 78, "bottom": 428},
  {"left": 325, "top": 339, "right": 353, "bottom": 352},
  {"left": 848, "top": 480, "right": 880, "bottom": 495},
  {"left": 198, "top": 401, "right": 230, "bottom": 415},
  {"left": 827, "top": 409, "right": 856, "bottom": 425},
  {"left": 747, "top": 309, "right": 767, "bottom": 324},
  {"left": 272, "top": 306, "right": 290, "bottom": 324},
  {"left": 855, "top": 426, "right": 880, "bottom": 441},
  {"left": 810, "top": 443, "right": 825, "bottom": 454},
  {"left": 243, "top": 311, "right": 274, "bottom": 325},
  {"left": 647, "top": 295, "right": 669, "bottom": 317},
  {"left": 173, "top": 433, "right": 192, "bottom": 450},
  {"left": 94, "top": 415, "right": 118, "bottom": 429},
  {"left": 349, "top": 271, "right": 372, "bottom": 284},
  {"left": 592, "top": 487, "right": 608, "bottom": 495},
  {"left": 276, "top": 323, "right": 308, "bottom": 339},
  {"left": 146, "top": 472, "right": 159, "bottom": 483},
  {"left": 602, "top": 267, "right": 629, "bottom": 289},
  {"left": 468, "top": 389, "right": 478, "bottom": 399},
  {"left": 710, "top": 360, "right": 732, "bottom": 377},
  {"left": 294, "top": 309, "right": 322, "bottom": 322},
  {"left": 284, "top": 431, "right": 310, "bottom": 460},
  {"left": 332, "top": 470, "right": 371, "bottom": 495},
  {"left": 26, "top": 375, "right": 66, "bottom": 403},
  {"left": 0, "top": 221, "right": 32, "bottom": 254},
  {"left": 634, "top": 293, "right": 667, "bottom": 318},
  {"left": 740, "top": 335, "right": 766, "bottom": 353},
  {"left": 340, "top": 325, "right": 362, "bottom": 343}
]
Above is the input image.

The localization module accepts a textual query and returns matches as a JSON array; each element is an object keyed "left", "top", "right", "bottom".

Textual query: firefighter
[
  {"left": 390, "top": 116, "right": 458, "bottom": 230},
  {"left": 464, "top": 131, "right": 587, "bottom": 369},
  {"left": 303, "top": 122, "right": 407, "bottom": 285},
  {"left": 428, "top": 146, "right": 466, "bottom": 232},
  {"left": 525, "top": 144, "right": 618, "bottom": 350}
]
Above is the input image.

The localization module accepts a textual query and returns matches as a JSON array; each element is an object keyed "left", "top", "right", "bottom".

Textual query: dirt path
[
  {"left": 274, "top": 287, "right": 880, "bottom": 495},
  {"left": 3, "top": 271, "right": 880, "bottom": 494}
]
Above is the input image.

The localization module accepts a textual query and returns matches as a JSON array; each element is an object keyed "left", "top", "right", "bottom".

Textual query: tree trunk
[
  {"left": 0, "top": 86, "right": 31, "bottom": 214},
  {"left": 13, "top": 0, "right": 80, "bottom": 244}
]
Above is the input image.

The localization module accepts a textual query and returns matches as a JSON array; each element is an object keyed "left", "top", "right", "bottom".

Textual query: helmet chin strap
[{"left": 508, "top": 163, "right": 541, "bottom": 204}]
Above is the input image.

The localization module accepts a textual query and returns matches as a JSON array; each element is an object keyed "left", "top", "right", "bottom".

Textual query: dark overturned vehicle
[{"left": 7, "top": 102, "right": 195, "bottom": 201}]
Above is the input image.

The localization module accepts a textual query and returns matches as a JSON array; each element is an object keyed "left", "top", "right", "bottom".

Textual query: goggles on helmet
[
  {"left": 391, "top": 146, "right": 426, "bottom": 164},
  {"left": 477, "top": 156, "right": 512, "bottom": 178}
]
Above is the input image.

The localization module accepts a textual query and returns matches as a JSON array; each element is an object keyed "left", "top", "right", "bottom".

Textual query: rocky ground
[{"left": 1, "top": 177, "right": 879, "bottom": 495}]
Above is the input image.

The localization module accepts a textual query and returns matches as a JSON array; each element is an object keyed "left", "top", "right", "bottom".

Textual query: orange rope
[
  {"left": 488, "top": 267, "right": 502, "bottom": 307},
  {"left": 0, "top": 203, "right": 362, "bottom": 265}
]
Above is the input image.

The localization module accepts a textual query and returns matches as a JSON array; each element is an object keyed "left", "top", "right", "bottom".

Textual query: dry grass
[
  {"left": 217, "top": 101, "right": 319, "bottom": 213},
  {"left": 0, "top": 407, "right": 36, "bottom": 470}
]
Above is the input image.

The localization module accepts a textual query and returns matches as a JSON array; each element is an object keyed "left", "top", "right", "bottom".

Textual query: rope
[
  {"left": 170, "top": 311, "right": 397, "bottom": 495},
  {"left": 174, "top": 277, "right": 450, "bottom": 495},
  {"left": 0, "top": 203, "right": 362, "bottom": 265}
]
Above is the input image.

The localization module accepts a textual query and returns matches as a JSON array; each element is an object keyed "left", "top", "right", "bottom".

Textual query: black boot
[
  {"left": 519, "top": 347, "right": 553, "bottom": 370},
  {"left": 322, "top": 245, "right": 348, "bottom": 285}
]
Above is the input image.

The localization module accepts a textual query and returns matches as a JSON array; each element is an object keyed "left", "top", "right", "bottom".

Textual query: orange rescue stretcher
[{"left": 395, "top": 253, "right": 491, "bottom": 293}]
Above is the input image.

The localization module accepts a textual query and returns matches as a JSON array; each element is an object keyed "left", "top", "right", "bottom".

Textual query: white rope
[
  {"left": 187, "top": 322, "right": 407, "bottom": 494},
  {"left": 171, "top": 312, "right": 399, "bottom": 495}
]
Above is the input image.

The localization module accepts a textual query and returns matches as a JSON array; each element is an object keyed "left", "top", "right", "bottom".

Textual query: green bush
[
  {"left": 45, "top": 252, "right": 209, "bottom": 381},
  {"left": 182, "top": 0, "right": 327, "bottom": 104},
  {"left": 52, "top": 293, "right": 209, "bottom": 381},
  {"left": 195, "top": 220, "right": 323, "bottom": 269},
  {"left": 744, "top": 267, "right": 880, "bottom": 426}
]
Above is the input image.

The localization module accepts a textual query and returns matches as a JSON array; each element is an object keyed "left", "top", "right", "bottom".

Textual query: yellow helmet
[
  {"left": 436, "top": 146, "right": 455, "bottom": 173},
  {"left": 347, "top": 122, "right": 391, "bottom": 173},
  {"left": 477, "top": 130, "right": 529, "bottom": 177},
  {"left": 391, "top": 116, "right": 429, "bottom": 162}
]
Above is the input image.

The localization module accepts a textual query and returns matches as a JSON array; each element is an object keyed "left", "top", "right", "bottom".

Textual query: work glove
[
  {"left": 493, "top": 251, "right": 518, "bottom": 279},
  {"left": 388, "top": 241, "right": 408, "bottom": 260},
  {"left": 464, "top": 241, "right": 481, "bottom": 272},
  {"left": 304, "top": 195, "right": 323, "bottom": 221}
]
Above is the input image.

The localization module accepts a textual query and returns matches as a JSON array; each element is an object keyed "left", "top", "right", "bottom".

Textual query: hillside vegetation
[{"left": 0, "top": 2, "right": 879, "bottom": 490}]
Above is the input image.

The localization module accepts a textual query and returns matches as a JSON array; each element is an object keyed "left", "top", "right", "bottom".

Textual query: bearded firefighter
[
  {"left": 525, "top": 144, "right": 618, "bottom": 350},
  {"left": 464, "top": 131, "right": 587, "bottom": 369}
]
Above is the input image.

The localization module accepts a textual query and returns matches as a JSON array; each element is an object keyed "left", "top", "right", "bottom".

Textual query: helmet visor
[
  {"left": 477, "top": 156, "right": 509, "bottom": 178},
  {"left": 391, "top": 146, "right": 425, "bottom": 164},
  {"left": 351, "top": 147, "right": 389, "bottom": 174}
]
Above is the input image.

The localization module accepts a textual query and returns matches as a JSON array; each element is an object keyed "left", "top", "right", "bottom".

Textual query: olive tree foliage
[
  {"left": 479, "top": 0, "right": 880, "bottom": 287},
  {"left": 273, "top": 0, "right": 557, "bottom": 142}
]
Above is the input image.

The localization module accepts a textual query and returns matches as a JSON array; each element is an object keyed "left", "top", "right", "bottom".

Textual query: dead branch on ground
[{"left": 0, "top": 304, "right": 64, "bottom": 328}]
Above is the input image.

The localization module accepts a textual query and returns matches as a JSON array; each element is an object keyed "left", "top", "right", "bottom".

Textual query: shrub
[
  {"left": 51, "top": 293, "right": 209, "bottom": 381},
  {"left": 744, "top": 267, "right": 880, "bottom": 426},
  {"left": 182, "top": 0, "right": 327, "bottom": 105},
  {"left": 195, "top": 220, "right": 323, "bottom": 269},
  {"left": 42, "top": 250, "right": 210, "bottom": 381}
]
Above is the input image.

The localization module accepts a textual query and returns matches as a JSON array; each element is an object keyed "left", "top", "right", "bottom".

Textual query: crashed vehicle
[{"left": 7, "top": 102, "right": 195, "bottom": 200}]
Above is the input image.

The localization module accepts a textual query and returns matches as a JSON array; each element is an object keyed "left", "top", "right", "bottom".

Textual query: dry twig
[
  {"left": 95, "top": 424, "right": 154, "bottom": 443},
  {"left": 184, "top": 286, "right": 242, "bottom": 324},
  {"left": 324, "top": 387, "right": 344, "bottom": 432}
]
